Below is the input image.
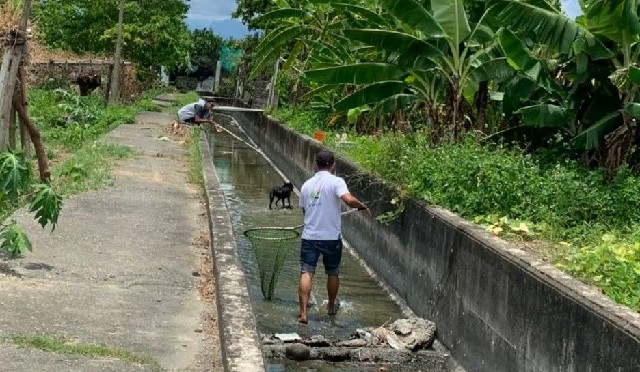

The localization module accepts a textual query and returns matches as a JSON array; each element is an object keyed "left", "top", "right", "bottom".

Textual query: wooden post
[
  {"left": 108, "top": 0, "right": 125, "bottom": 105},
  {"left": 8, "top": 107, "right": 16, "bottom": 150},
  {"left": 0, "top": 0, "right": 31, "bottom": 151},
  {"left": 18, "top": 65, "right": 31, "bottom": 157}
]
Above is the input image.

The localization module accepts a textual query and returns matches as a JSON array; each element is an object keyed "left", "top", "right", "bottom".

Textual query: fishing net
[
  {"left": 220, "top": 43, "right": 243, "bottom": 73},
  {"left": 244, "top": 227, "right": 300, "bottom": 300}
]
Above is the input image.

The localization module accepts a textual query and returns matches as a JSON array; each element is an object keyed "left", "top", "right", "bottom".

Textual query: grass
[
  {"left": 51, "top": 143, "right": 133, "bottom": 197},
  {"left": 186, "top": 127, "right": 204, "bottom": 187},
  {"left": 7, "top": 334, "right": 162, "bottom": 369}
]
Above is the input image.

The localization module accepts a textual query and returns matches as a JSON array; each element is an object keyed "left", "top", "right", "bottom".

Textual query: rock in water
[
  {"left": 285, "top": 343, "right": 311, "bottom": 361},
  {"left": 390, "top": 318, "right": 437, "bottom": 350}
]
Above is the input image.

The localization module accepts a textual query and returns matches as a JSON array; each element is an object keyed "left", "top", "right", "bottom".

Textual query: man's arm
[{"left": 340, "top": 193, "right": 371, "bottom": 217}]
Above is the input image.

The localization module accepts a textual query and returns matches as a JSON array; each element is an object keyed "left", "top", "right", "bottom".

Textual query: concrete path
[{"left": 0, "top": 111, "right": 222, "bottom": 371}]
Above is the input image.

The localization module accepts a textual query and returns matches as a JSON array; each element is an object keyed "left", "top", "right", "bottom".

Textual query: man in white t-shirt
[
  {"left": 177, "top": 97, "right": 221, "bottom": 131},
  {"left": 297, "top": 150, "right": 370, "bottom": 324}
]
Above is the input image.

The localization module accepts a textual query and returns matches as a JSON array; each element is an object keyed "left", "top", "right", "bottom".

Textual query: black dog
[{"left": 269, "top": 181, "right": 293, "bottom": 209}]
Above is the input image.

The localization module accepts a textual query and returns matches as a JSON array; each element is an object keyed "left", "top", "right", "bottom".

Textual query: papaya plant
[{"left": 0, "top": 151, "right": 62, "bottom": 257}]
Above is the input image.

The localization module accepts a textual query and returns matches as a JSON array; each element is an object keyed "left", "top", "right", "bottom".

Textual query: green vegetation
[
  {"left": 251, "top": 0, "right": 640, "bottom": 311},
  {"left": 0, "top": 152, "right": 61, "bottom": 257},
  {"left": 271, "top": 107, "right": 640, "bottom": 311},
  {"left": 7, "top": 335, "right": 162, "bottom": 369},
  {"left": 34, "top": 0, "right": 192, "bottom": 71},
  {"left": 52, "top": 143, "right": 132, "bottom": 196},
  {"left": 30, "top": 89, "right": 137, "bottom": 149},
  {"left": 186, "top": 127, "right": 204, "bottom": 187}
]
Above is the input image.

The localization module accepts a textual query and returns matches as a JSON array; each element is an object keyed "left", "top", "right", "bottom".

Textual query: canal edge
[{"left": 200, "top": 131, "right": 267, "bottom": 372}]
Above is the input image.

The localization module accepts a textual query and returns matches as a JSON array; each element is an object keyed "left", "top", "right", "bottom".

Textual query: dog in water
[{"left": 269, "top": 181, "right": 294, "bottom": 209}]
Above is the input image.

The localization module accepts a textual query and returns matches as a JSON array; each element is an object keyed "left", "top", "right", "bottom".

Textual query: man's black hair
[
  {"left": 204, "top": 97, "right": 216, "bottom": 103},
  {"left": 315, "top": 150, "right": 335, "bottom": 169}
]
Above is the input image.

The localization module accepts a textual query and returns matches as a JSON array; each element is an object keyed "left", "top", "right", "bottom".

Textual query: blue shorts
[{"left": 300, "top": 239, "right": 343, "bottom": 276}]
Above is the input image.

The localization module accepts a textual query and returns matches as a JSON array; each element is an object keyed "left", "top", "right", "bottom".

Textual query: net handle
[{"left": 243, "top": 208, "right": 360, "bottom": 237}]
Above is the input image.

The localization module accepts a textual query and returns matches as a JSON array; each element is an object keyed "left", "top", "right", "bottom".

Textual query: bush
[{"left": 30, "top": 89, "right": 137, "bottom": 149}]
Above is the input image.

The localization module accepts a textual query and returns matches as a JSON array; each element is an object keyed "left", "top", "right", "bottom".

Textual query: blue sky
[
  {"left": 561, "top": 0, "right": 582, "bottom": 19},
  {"left": 186, "top": 0, "right": 250, "bottom": 39},
  {"left": 186, "top": 0, "right": 584, "bottom": 39}
]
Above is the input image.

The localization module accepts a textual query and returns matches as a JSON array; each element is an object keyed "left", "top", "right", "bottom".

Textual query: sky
[
  {"left": 186, "top": 0, "right": 584, "bottom": 39},
  {"left": 561, "top": 0, "right": 582, "bottom": 19},
  {"left": 186, "top": 0, "right": 250, "bottom": 39}
]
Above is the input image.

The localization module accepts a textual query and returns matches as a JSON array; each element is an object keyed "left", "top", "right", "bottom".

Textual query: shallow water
[{"left": 209, "top": 116, "right": 409, "bottom": 370}]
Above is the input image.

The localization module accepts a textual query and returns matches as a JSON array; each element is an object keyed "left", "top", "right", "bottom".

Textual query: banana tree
[
  {"left": 248, "top": 0, "right": 388, "bottom": 105},
  {"left": 493, "top": 0, "right": 640, "bottom": 169},
  {"left": 304, "top": 0, "right": 513, "bottom": 141}
]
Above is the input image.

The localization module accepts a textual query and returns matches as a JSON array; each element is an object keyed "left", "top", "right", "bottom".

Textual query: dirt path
[{"left": 0, "top": 111, "right": 222, "bottom": 371}]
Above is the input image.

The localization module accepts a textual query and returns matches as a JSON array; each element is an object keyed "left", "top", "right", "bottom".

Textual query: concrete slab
[{"left": 0, "top": 112, "right": 222, "bottom": 371}]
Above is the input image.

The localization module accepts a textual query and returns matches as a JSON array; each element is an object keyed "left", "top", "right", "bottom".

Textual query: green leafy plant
[{"left": 0, "top": 152, "right": 62, "bottom": 257}]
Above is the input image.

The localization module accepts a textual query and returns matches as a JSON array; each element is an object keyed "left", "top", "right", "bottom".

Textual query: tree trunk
[
  {"left": 475, "top": 81, "right": 489, "bottom": 132},
  {"left": 18, "top": 65, "right": 31, "bottom": 157},
  {"left": 13, "top": 70, "right": 49, "bottom": 182},
  {"left": 108, "top": 0, "right": 125, "bottom": 105}
]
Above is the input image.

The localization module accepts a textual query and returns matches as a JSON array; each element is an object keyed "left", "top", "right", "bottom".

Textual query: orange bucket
[{"left": 314, "top": 130, "right": 325, "bottom": 142}]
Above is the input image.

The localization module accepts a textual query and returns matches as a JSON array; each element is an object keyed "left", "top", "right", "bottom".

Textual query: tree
[
  {"left": 301, "top": 0, "right": 513, "bottom": 140},
  {"left": 108, "top": 0, "right": 125, "bottom": 105},
  {"left": 34, "top": 0, "right": 192, "bottom": 71},
  {"left": 185, "top": 29, "right": 224, "bottom": 81},
  {"left": 493, "top": 0, "right": 640, "bottom": 170}
]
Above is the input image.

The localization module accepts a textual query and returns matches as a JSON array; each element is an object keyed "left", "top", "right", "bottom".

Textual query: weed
[
  {"left": 52, "top": 143, "right": 132, "bottom": 196},
  {"left": 278, "top": 107, "right": 640, "bottom": 311},
  {"left": 8, "top": 334, "right": 162, "bottom": 369},
  {"left": 186, "top": 127, "right": 204, "bottom": 187}
]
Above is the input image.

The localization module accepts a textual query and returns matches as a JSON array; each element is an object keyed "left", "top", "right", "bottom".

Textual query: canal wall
[{"left": 223, "top": 109, "right": 640, "bottom": 372}]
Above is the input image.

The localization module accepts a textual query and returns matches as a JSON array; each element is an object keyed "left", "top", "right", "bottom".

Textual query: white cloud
[{"left": 187, "top": 0, "right": 236, "bottom": 22}]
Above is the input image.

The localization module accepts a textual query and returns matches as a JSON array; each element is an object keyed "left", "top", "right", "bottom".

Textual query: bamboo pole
[{"left": 0, "top": 0, "right": 31, "bottom": 151}]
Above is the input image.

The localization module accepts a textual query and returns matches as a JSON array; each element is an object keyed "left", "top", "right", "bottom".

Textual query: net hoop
[{"left": 243, "top": 227, "right": 301, "bottom": 241}]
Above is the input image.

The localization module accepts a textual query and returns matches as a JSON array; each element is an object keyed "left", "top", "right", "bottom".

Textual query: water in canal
[{"left": 209, "top": 114, "right": 419, "bottom": 371}]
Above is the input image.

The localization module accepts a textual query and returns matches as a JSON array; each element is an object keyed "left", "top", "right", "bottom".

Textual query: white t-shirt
[
  {"left": 177, "top": 99, "right": 210, "bottom": 122},
  {"left": 299, "top": 171, "right": 349, "bottom": 240}
]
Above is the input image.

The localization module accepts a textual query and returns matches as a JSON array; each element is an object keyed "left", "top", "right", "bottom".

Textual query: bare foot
[
  {"left": 327, "top": 302, "right": 339, "bottom": 316},
  {"left": 297, "top": 314, "right": 308, "bottom": 324}
]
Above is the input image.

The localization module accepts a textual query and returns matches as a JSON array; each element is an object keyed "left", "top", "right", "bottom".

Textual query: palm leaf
[
  {"left": 344, "top": 29, "right": 442, "bottom": 59},
  {"left": 470, "top": 58, "right": 514, "bottom": 82},
  {"left": 373, "top": 93, "right": 416, "bottom": 114},
  {"left": 305, "top": 63, "right": 406, "bottom": 84},
  {"left": 282, "top": 41, "right": 304, "bottom": 73},
  {"left": 625, "top": 102, "right": 640, "bottom": 119},
  {"left": 251, "top": 25, "right": 304, "bottom": 78},
  {"left": 628, "top": 66, "right": 640, "bottom": 85},
  {"left": 381, "top": 0, "right": 446, "bottom": 38},
  {"left": 331, "top": 3, "right": 388, "bottom": 26},
  {"left": 255, "top": 8, "right": 307, "bottom": 25},
  {"left": 299, "top": 84, "right": 339, "bottom": 101},
  {"left": 335, "top": 81, "right": 407, "bottom": 111},
  {"left": 254, "top": 24, "right": 301, "bottom": 58},
  {"left": 518, "top": 104, "right": 574, "bottom": 128},
  {"left": 498, "top": 29, "right": 543, "bottom": 82},
  {"left": 431, "top": 0, "right": 471, "bottom": 47},
  {"left": 573, "top": 110, "right": 622, "bottom": 149},
  {"left": 491, "top": 0, "right": 612, "bottom": 59},
  {"left": 583, "top": 0, "right": 640, "bottom": 44}
]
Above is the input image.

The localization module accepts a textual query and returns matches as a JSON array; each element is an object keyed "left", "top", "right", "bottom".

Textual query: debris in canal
[{"left": 261, "top": 317, "right": 439, "bottom": 362}]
